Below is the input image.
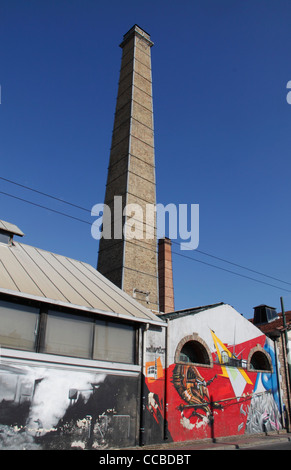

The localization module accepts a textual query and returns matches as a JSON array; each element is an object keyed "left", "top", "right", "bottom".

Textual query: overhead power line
[
  {"left": 0, "top": 191, "right": 91, "bottom": 226},
  {"left": 170, "top": 240, "right": 291, "bottom": 287},
  {"left": 1, "top": 176, "right": 291, "bottom": 293},
  {"left": 170, "top": 249, "right": 291, "bottom": 294},
  {"left": 0, "top": 176, "right": 90, "bottom": 213}
]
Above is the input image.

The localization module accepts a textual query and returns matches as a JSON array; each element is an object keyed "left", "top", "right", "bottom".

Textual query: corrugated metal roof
[{"left": 0, "top": 240, "right": 164, "bottom": 326}]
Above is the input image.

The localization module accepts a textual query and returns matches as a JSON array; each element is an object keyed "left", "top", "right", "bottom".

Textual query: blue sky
[{"left": 1, "top": 0, "right": 291, "bottom": 318}]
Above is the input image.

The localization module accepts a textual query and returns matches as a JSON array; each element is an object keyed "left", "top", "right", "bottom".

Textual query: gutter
[{"left": 0, "top": 288, "right": 166, "bottom": 327}]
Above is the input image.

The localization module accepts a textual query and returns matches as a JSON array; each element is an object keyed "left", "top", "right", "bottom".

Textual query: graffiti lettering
[{"left": 146, "top": 346, "right": 166, "bottom": 354}]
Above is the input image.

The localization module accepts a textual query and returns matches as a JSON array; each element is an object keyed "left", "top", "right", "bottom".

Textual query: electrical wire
[
  {"left": 1, "top": 177, "right": 291, "bottom": 293},
  {"left": 170, "top": 248, "right": 291, "bottom": 293},
  {"left": 0, "top": 176, "right": 90, "bottom": 213},
  {"left": 170, "top": 239, "right": 291, "bottom": 287},
  {"left": 0, "top": 191, "right": 91, "bottom": 225},
  {"left": 3, "top": 174, "right": 290, "bottom": 286}
]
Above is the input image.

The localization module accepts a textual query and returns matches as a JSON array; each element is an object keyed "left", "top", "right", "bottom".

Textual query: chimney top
[
  {"left": 158, "top": 237, "right": 172, "bottom": 245},
  {"left": 120, "top": 25, "right": 154, "bottom": 48}
]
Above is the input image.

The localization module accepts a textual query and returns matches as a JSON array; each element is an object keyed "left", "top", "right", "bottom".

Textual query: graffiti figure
[{"left": 172, "top": 364, "right": 221, "bottom": 422}]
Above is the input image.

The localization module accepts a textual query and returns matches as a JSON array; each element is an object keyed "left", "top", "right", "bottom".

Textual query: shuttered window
[
  {"left": 42, "top": 311, "right": 93, "bottom": 359},
  {"left": 0, "top": 300, "right": 39, "bottom": 351},
  {"left": 0, "top": 299, "right": 137, "bottom": 364},
  {"left": 93, "top": 319, "right": 136, "bottom": 364}
]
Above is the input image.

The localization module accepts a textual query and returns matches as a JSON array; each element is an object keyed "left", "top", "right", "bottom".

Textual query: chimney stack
[
  {"left": 158, "top": 238, "right": 174, "bottom": 313},
  {"left": 97, "top": 25, "right": 159, "bottom": 310}
]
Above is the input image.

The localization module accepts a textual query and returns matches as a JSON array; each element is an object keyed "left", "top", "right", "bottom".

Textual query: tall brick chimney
[
  {"left": 97, "top": 25, "right": 159, "bottom": 310},
  {"left": 158, "top": 238, "right": 175, "bottom": 313}
]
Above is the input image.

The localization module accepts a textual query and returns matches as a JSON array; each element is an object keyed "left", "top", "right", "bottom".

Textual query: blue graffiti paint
[
  {"left": 254, "top": 341, "right": 281, "bottom": 412},
  {"left": 263, "top": 341, "right": 281, "bottom": 411}
]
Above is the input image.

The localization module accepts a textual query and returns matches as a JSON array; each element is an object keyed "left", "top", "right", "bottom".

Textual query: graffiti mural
[
  {"left": 0, "top": 360, "right": 139, "bottom": 450},
  {"left": 246, "top": 341, "right": 282, "bottom": 434},
  {"left": 0, "top": 305, "right": 284, "bottom": 448},
  {"left": 172, "top": 364, "right": 221, "bottom": 421},
  {"left": 145, "top": 314, "right": 283, "bottom": 444}
]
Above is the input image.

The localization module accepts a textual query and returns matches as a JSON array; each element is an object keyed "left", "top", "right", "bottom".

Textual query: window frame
[
  {"left": 40, "top": 309, "right": 95, "bottom": 360},
  {"left": 247, "top": 345, "right": 273, "bottom": 373},
  {"left": 0, "top": 295, "right": 138, "bottom": 365},
  {"left": 174, "top": 333, "right": 213, "bottom": 368},
  {"left": 93, "top": 318, "right": 137, "bottom": 364},
  {"left": 0, "top": 297, "right": 40, "bottom": 352},
  {"left": 0, "top": 232, "right": 12, "bottom": 245}
]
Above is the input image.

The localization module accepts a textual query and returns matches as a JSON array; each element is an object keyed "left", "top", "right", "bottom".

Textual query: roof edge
[
  {"left": 158, "top": 302, "right": 225, "bottom": 320},
  {"left": 0, "top": 288, "right": 166, "bottom": 327}
]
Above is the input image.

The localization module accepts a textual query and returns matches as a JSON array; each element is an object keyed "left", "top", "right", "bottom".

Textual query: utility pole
[{"left": 280, "top": 296, "right": 291, "bottom": 430}]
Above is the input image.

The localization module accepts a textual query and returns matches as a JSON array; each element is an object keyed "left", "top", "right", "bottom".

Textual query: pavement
[{"left": 122, "top": 430, "right": 291, "bottom": 451}]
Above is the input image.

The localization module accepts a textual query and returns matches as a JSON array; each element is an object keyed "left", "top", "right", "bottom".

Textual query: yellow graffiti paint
[{"left": 210, "top": 330, "right": 252, "bottom": 385}]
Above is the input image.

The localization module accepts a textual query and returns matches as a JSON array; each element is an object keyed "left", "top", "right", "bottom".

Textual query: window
[
  {"left": 0, "top": 300, "right": 39, "bottom": 351},
  {"left": 0, "top": 232, "right": 11, "bottom": 244},
  {"left": 93, "top": 319, "right": 135, "bottom": 364},
  {"left": 221, "top": 351, "right": 230, "bottom": 365},
  {"left": 253, "top": 305, "right": 277, "bottom": 325},
  {"left": 42, "top": 311, "right": 136, "bottom": 363},
  {"left": 179, "top": 340, "right": 211, "bottom": 365},
  {"left": 0, "top": 298, "right": 137, "bottom": 364},
  {"left": 42, "top": 311, "right": 93, "bottom": 359},
  {"left": 249, "top": 350, "right": 272, "bottom": 372}
]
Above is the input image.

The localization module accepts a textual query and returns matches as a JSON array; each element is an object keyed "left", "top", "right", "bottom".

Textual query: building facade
[
  {"left": 0, "top": 221, "right": 165, "bottom": 450},
  {"left": 0, "top": 26, "right": 288, "bottom": 450},
  {"left": 0, "top": 223, "right": 286, "bottom": 449},
  {"left": 250, "top": 304, "right": 291, "bottom": 431},
  {"left": 145, "top": 303, "right": 284, "bottom": 444}
]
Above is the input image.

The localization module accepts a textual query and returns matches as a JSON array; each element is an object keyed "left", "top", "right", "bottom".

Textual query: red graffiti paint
[{"left": 146, "top": 334, "right": 279, "bottom": 442}]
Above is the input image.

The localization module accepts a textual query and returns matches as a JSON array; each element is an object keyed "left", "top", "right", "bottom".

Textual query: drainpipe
[
  {"left": 163, "top": 319, "right": 169, "bottom": 441},
  {"left": 280, "top": 297, "right": 291, "bottom": 429},
  {"left": 140, "top": 323, "right": 149, "bottom": 446}
]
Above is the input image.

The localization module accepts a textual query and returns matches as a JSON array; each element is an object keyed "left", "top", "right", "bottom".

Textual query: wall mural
[
  {"left": 145, "top": 331, "right": 282, "bottom": 443},
  {"left": 0, "top": 361, "right": 139, "bottom": 450},
  {"left": 0, "top": 328, "right": 283, "bottom": 448},
  {"left": 172, "top": 364, "right": 220, "bottom": 421}
]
